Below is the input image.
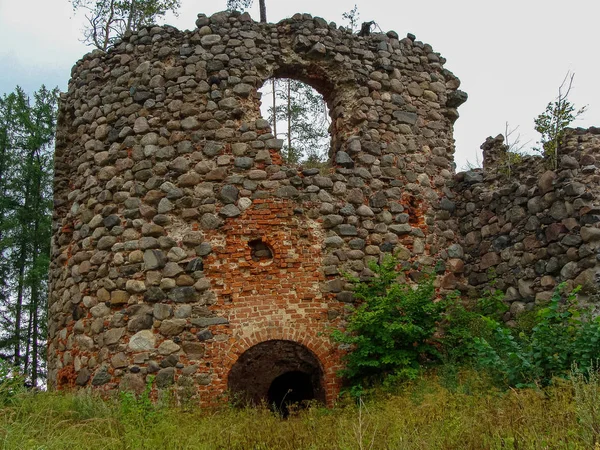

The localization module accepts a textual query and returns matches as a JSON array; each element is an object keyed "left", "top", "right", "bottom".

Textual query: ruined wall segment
[
  {"left": 50, "top": 10, "right": 465, "bottom": 403},
  {"left": 453, "top": 128, "right": 600, "bottom": 323}
]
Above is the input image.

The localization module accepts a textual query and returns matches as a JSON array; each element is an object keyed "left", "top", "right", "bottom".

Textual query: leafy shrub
[
  {"left": 440, "top": 287, "right": 507, "bottom": 363},
  {"left": 331, "top": 255, "right": 444, "bottom": 395},
  {"left": 534, "top": 72, "right": 586, "bottom": 168},
  {"left": 474, "top": 284, "right": 600, "bottom": 387}
]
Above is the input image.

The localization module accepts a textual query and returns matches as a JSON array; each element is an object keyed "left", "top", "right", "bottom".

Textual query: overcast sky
[{"left": 1, "top": 0, "right": 598, "bottom": 169}]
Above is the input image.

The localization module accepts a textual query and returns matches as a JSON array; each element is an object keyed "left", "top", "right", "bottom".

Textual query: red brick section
[{"left": 197, "top": 199, "right": 344, "bottom": 406}]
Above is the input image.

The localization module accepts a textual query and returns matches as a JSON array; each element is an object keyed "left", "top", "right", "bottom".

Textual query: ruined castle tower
[{"left": 49, "top": 11, "right": 466, "bottom": 405}]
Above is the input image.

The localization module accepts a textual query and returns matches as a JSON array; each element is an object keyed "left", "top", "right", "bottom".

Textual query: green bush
[
  {"left": 440, "top": 287, "right": 507, "bottom": 363},
  {"left": 331, "top": 255, "right": 444, "bottom": 395},
  {"left": 474, "top": 284, "right": 600, "bottom": 387}
]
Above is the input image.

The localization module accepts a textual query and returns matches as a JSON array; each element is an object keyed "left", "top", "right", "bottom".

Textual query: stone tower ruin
[{"left": 49, "top": 10, "right": 468, "bottom": 405}]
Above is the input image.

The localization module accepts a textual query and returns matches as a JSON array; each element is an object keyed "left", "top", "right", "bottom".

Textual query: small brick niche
[{"left": 249, "top": 239, "right": 274, "bottom": 262}]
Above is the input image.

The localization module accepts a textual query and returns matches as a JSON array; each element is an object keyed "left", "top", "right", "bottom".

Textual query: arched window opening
[{"left": 258, "top": 78, "right": 331, "bottom": 168}]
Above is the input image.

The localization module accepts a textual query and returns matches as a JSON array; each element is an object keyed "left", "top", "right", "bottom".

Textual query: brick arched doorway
[{"left": 227, "top": 340, "right": 325, "bottom": 412}]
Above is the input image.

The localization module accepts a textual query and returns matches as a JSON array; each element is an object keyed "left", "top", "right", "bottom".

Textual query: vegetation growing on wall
[
  {"left": 534, "top": 72, "right": 586, "bottom": 169},
  {"left": 71, "top": 0, "right": 181, "bottom": 50},
  {"left": 335, "top": 256, "right": 600, "bottom": 395}
]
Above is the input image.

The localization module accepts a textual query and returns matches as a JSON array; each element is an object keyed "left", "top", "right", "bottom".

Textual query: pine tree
[
  {"left": 0, "top": 86, "right": 58, "bottom": 385},
  {"left": 265, "top": 79, "right": 330, "bottom": 166}
]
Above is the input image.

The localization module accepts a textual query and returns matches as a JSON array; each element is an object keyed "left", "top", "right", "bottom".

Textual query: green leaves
[
  {"left": 71, "top": 0, "right": 181, "bottom": 50},
  {"left": 332, "top": 255, "right": 443, "bottom": 394},
  {"left": 0, "top": 85, "right": 58, "bottom": 385},
  {"left": 265, "top": 79, "right": 330, "bottom": 166},
  {"left": 473, "top": 283, "right": 600, "bottom": 388},
  {"left": 534, "top": 72, "right": 586, "bottom": 168}
]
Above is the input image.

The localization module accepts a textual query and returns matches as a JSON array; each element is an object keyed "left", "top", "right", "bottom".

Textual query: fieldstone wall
[
  {"left": 49, "top": 10, "right": 465, "bottom": 404},
  {"left": 453, "top": 128, "right": 600, "bottom": 323}
]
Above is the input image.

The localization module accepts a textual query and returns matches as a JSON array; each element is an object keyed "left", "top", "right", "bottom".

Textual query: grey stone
[
  {"left": 276, "top": 186, "right": 299, "bottom": 198},
  {"left": 128, "top": 330, "right": 156, "bottom": 351},
  {"left": 388, "top": 224, "right": 412, "bottom": 235},
  {"left": 337, "top": 224, "right": 358, "bottom": 236},
  {"left": 97, "top": 236, "right": 117, "bottom": 250},
  {"left": 195, "top": 242, "right": 212, "bottom": 256},
  {"left": 581, "top": 226, "right": 600, "bottom": 242},
  {"left": 335, "top": 151, "right": 354, "bottom": 168},
  {"left": 92, "top": 367, "right": 111, "bottom": 386},
  {"left": 158, "top": 340, "right": 181, "bottom": 355},
  {"left": 324, "top": 236, "right": 344, "bottom": 248},
  {"left": 393, "top": 111, "right": 417, "bottom": 125},
  {"left": 538, "top": 171, "right": 556, "bottom": 193},
  {"left": 145, "top": 286, "right": 166, "bottom": 303},
  {"left": 155, "top": 367, "right": 175, "bottom": 388},
  {"left": 153, "top": 303, "right": 172, "bottom": 321},
  {"left": 323, "top": 215, "right": 344, "bottom": 228},
  {"left": 168, "top": 287, "right": 198, "bottom": 303},
  {"left": 234, "top": 157, "right": 253, "bottom": 169},
  {"left": 76, "top": 368, "right": 91, "bottom": 386},
  {"left": 560, "top": 155, "right": 579, "bottom": 169},
  {"left": 220, "top": 185, "right": 239, "bottom": 204},
  {"left": 447, "top": 244, "right": 464, "bottom": 258},
  {"left": 560, "top": 261, "right": 581, "bottom": 279},
  {"left": 219, "top": 204, "right": 241, "bottom": 217},
  {"left": 144, "top": 249, "right": 166, "bottom": 270},
  {"left": 160, "top": 319, "right": 187, "bottom": 336},
  {"left": 463, "top": 171, "right": 483, "bottom": 183},
  {"left": 200, "top": 213, "right": 222, "bottom": 230},
  {"left": 191, "top": 317, "right": 228, "bottom": 327}
]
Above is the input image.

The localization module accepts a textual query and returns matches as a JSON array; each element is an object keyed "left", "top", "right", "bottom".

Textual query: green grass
[{"left": 1, "top": 368, "right": 599, "bottom": 449}]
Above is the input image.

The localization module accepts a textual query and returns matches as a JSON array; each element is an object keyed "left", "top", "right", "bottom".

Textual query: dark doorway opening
[
  {"left": 227, "top": 340, "right": 325, "bottom": 414},
  {"left": 268, "top": 370, "right": 315, "bottom": 417}
]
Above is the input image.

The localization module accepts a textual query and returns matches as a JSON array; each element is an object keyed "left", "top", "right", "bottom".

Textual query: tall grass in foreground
[{"left": 0, "top": 368, "right": 599, "bottom": 449}]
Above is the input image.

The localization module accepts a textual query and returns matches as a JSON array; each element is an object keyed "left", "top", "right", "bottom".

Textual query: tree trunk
[
  {"left": 30, "top": 246, "right": 40, "bottom": 386},
  {"left": 287, "top": 80, "right": 292, "bottom": 160},
  {"left": 13, "top": 241, "right": 27, "bottom": 368},
  {"left": 259, "top": 0, "right": 266, "bottom": 22},
  {"left": 23, "top": 304, "right": 33, "bottom": 376},
  {"left": 272, "top": 79, "right": 277, "bottom": 138},
  {"left": 126, "top": 0, "right": 137, "bottom": 32}
]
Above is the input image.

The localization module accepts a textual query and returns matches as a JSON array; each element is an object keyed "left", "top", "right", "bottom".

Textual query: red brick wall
[{"left": 197, "top": 199, "right": 344, "bottom": 405}]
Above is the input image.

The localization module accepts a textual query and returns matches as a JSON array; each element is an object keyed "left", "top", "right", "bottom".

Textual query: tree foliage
[
  {"left": 226, "top": 0, "right": 266, "bottom": 22},
  {"left": 331, "top": 255, "right": 443, "bottom": 395},
  {"left": 473, "top": 284, "right": 600, "bottom": 388},
  {"left": 534, "top": 72, "right": 586, "bottom": 169},
  {"left": 342, "top": 5, "right": 360, "bottom": 32},
  {"left": 0, "top": 86, "right": 58, "bottom": 385},
  {"left": 264, "top": 79, "right": 330, "bottom": 166},
  {"left": 71, "top": 0, "right": 181, "bottom": 50}
]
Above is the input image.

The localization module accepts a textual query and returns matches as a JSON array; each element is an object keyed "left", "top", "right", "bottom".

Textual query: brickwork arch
[{"left": 226, "top": 338, "right": 327, "bottom": 407}]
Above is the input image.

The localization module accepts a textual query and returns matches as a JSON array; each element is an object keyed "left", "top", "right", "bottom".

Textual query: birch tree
[{"left": 71, "top": 0, "right": 181, "bottom": 50}]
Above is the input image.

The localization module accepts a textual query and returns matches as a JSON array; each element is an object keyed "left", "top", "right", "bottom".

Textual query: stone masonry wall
[
  {"left": 49, "top": 10, "right": 465, "bottom": 404},
  {"left": 452, "top": 128, "right": 600, "bottom": 324}
]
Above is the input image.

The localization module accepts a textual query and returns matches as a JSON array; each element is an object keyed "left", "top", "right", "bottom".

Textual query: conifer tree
[{"left": 0, "top": 86, "right": 58, "bottom": 385}]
